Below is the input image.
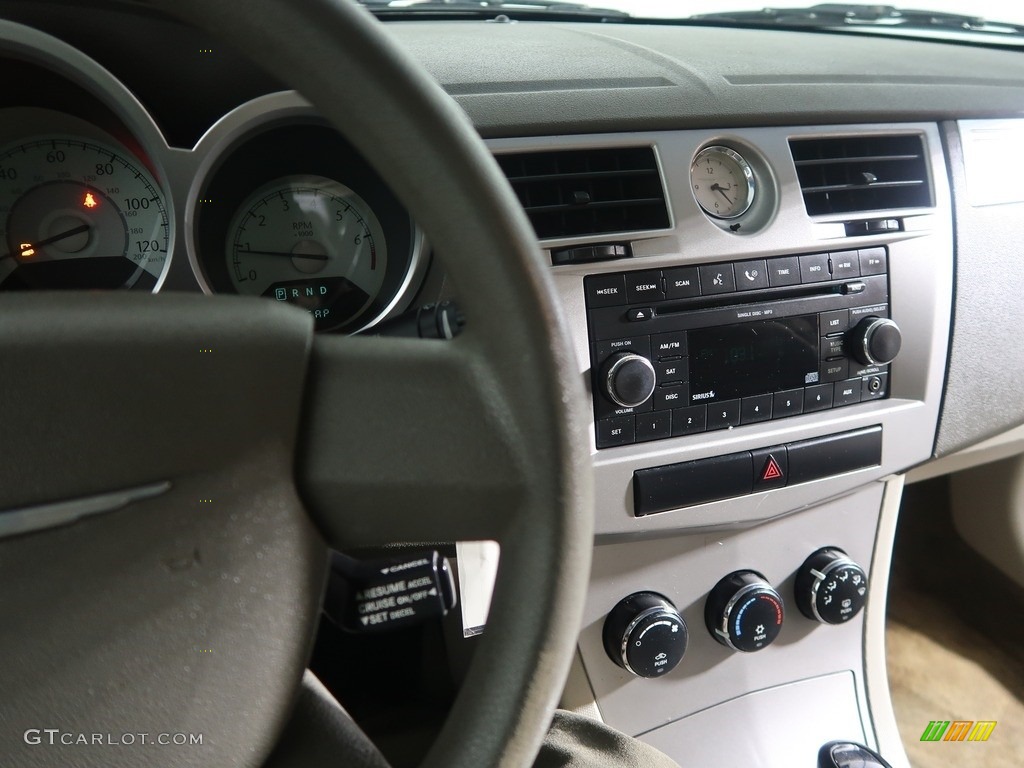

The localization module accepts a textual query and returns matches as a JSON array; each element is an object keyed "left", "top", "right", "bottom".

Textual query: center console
[{"left": 491, "top": 121, "right": 952, "bottom": 768}]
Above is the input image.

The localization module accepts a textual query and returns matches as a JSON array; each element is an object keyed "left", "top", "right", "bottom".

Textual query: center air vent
[
  {"left": 495, "top": 147, "right": 669, "bottom": 240},
  {"left": 789, "top": 134, "right": 931, "bottom": 216}
]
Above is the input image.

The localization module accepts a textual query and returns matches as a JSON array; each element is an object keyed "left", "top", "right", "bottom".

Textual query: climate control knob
[
  {"left": 601, "top": 352, "right": 656, "bottom": 408},
  {"left": 603, "top": 592, "right": 688, "bottom": 678},
  {"left": 705, "top": 570, "right": 784, "bottom": 652},
  {"left": 795, "top": 547, "right": 868, "bottom": 625},
  {"left": 847, "top": 317, "right": 901, "bottom": 366}
]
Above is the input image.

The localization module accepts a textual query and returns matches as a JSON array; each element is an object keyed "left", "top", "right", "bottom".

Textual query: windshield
[
  {"left": 600, "top": 1, "right": 1024, "bottom": 25},
  {"left": 374, "top": 1, "right": 1024, "bottom": 31}
]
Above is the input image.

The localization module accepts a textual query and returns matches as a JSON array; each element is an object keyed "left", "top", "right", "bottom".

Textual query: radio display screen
[{"left": 688, "top": 316, "right": 819, "bottom": 402}]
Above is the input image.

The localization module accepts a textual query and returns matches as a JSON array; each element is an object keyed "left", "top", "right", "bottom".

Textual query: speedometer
[{"left": 0, "top": 135, "right": 169, "bottom": 290}]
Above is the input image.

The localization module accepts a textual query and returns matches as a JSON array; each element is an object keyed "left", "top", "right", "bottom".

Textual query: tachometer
[
  {"left": 0, "top": 135, "right": 169, "bottom": 290},
  {"left": 226, "top": 174, "right": 387, "bottom": 328}
]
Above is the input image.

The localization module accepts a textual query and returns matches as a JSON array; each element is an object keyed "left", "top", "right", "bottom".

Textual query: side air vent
[
  {"left": 789, "top": 134, "right": 931, "bottom": 216},
  {"left": 495, "top": 147, "right": 669, "bottom": 240}
]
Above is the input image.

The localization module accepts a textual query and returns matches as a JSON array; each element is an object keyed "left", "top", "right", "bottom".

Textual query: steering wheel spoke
[{"left": 300, "top": 333, "right": 528, "bottom": 548}]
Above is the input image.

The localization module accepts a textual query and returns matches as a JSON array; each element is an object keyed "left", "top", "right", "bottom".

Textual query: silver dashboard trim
[
  {"left": 0, "top": 20, "right": 176, "bottom": 292},
  {"left": 183, "top": 91, "right": 430, "bottom": 332}
]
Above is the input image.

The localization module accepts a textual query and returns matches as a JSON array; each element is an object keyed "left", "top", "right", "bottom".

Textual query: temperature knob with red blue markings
[{"left": 704, "top": 570, "right": 785, "bottom": 652}]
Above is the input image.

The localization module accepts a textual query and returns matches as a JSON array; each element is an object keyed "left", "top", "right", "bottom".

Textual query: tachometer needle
[
  {"left": 4, "top": 223, "right": 92, "bottom": 260},
  {"left": 240, "top": 248, "right": 330, "bottom": 261}
]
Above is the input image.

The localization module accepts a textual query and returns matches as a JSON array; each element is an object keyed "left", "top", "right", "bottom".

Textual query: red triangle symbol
[{"left": 761, "top": 457, "right": 783, "bottom": 481}]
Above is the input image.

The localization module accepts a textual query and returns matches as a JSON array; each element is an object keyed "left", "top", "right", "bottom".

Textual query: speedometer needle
[
  {"left": 3, "top": 223, "right": 92, "bottom": 260},
  {"left": 240, "top": 248, "right": 329, "bottom": 261}
]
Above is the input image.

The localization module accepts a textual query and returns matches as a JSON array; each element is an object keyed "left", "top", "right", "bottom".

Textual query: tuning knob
[
  {"left": 603, "top": 592, "right": 688, "bottom": 678},
  {"left": 847, "top": 317, "right": 901, "bottom": 366},
  {"left": 602, "top": 352, "right": 656, "bottom": 408},
  {"left": 795, "top": 548, "right": 868, "bottom": 625},
  {"left": 704, "top": 570, "right": 784, "bottom": 652}
]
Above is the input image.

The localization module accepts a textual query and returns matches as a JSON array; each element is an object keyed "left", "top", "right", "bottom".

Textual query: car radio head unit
[{"left": 585, "top": 248, "right": 898, "bottom": 449}]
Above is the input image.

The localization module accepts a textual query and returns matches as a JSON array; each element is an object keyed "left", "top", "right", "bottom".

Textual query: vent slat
[
  {"left": 523, "top": 198, "right": 666, "bottom": 214},
  {"left": 793, "top": 154, "right": 921, "bottom": 167},
  {"left": 496, "top": 147, "right": 669, "bottom": 240},
  {"left": 789, "top": 134, "right": 932, "bottom": 216},
  {"left": 801, "top": 180, "right": 926, "bottom": 194},
  {"left": 503, "top": 168, "right": 660, "bottom": 184}
]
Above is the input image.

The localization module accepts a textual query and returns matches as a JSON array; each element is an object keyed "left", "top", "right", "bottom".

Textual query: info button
[{"left": 799, "top": 252, "right": 831, "bottom": 284}]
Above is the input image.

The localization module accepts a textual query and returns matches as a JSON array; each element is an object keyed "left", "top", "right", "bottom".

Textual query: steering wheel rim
[{"left": 0, "top": 1, "right": 592, "bottom": 767}]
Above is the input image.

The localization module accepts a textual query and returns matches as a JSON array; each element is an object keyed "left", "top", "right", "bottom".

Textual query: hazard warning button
[{"left": 752, "top": 446, "right": 788, "bottom": 490}]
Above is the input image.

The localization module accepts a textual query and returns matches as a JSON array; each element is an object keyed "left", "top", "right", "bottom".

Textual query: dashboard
[{"left": 4, "top": 3, "right": 1024, "bottom": 768}]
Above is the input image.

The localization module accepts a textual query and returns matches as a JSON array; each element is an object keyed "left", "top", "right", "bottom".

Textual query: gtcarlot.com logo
[
  {"left": 920, "top": 720, "right": 997, "bottom": 742},
  {"left": 24, "top": 729, "right": 203, "bottom": 747}
]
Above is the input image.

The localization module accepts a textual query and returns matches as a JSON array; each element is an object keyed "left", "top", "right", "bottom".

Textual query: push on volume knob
[
  {"left": 848, "top": 317, "right": 901, "bottom": 366},
  {"left": 602, "top": 352, "right": 656, "bottom": 408},
  {"left": 603, "top": 592, "right": 688, "bottom": 678}
]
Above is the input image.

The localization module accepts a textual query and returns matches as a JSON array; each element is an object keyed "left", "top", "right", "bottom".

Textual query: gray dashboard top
[{"left": 385, "top": 22, "right": 1024, "bottom": 136}]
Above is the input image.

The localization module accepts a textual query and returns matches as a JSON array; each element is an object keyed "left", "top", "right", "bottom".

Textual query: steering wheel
[{"left": 0, "top": 1, "right": 592, "bottom": 767}]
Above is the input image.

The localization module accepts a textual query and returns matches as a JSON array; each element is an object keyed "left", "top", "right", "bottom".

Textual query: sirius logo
[{"left": 692, "top": 390, "right": 716, "bottom": 401}]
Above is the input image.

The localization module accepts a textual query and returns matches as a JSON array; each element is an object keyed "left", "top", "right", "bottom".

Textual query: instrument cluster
[{"left": 0, "top": 21, "right": 426, "bottom": 333}]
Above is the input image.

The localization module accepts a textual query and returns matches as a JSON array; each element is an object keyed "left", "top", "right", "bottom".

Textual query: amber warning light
[
  {"left": 83, "top": 192, "right": 98, "bottom": 208},
  {"left": 19, "top": 243, "right": 35, "bottom": 258}
]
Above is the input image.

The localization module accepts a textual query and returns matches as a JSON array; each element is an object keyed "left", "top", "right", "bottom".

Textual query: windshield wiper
[
  {"left": 359, "top": 0, "right": 629, "bottom": 21},
  {"left": 690, "top": 4, "right": 1024, "bottom": 36}
]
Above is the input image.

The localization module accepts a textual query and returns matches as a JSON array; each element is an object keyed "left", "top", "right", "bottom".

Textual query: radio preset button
[
  {"left": 585, "top": 273, "right": 627, "bottom": 308},
  {"left": 767, "top": 256, "right": 801, "bottom": 287},
  {"left": 859, "top": 247, "right": 888, "bottom": 275},
  {"left": 773, "top": 389, "right": 804, "bottom": 418},
  {"left": 652, "top": 331, "right": 688, "bottom": 358},
  {"left": 820, "top": 359, "right": 850, "bottom": 383},
  {"left": 656, "top": 360, "right": 687, "bottom": 385},
  {"left": 672, "top": 405, "right": 707, "bottom": 435},
  {"left": 664, "top": 267, "right": 700, "bottom": 299},
  {"left": 804, "top": 383, "right": 835, "bottom": 413},
  {"left": 698, "top": 263, "right": 736, "bottom": 295},
  {"left": 735, "top": 259, "right": 769, "bottom": 291},
  {"left": 636, "top": 412, "right": 672, "bottom": 442},
  {"left": 829, "top": 250, "right": 861, "bottom": 280},
  {"left": 834, "top": 379, "right": 863, "bottom": 407},
  {"left": 596, "top": 416, "right": 635, "bottom": 448},
  {"left": 799, "top": 252, "right": 831, "bottom": 283},
  {"left": 820, "top": 309, "right": 850, "bottom": 336},
  {"left": 706, "top": 399, "right": 741, "bottom": 430},
  {"left": 741, "top": 394, "right": 773, "bottom": 425},
  {"left": 625, "top": 270, "right": 665, "bottom": 303}
]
